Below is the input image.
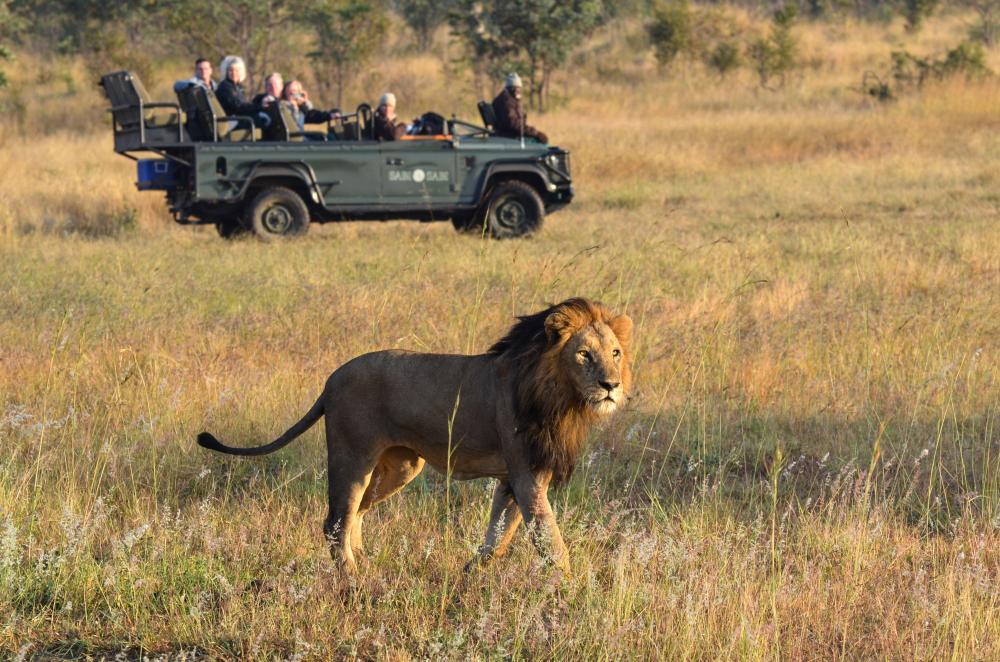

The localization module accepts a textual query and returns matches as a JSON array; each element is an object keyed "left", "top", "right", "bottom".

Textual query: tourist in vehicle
[
  {"left": 281, "top": 80, "right": 341, "bottom": 130},
  {"left": 374, "top": 92, "right": 406, "bottom": 141},
  {"left": 216, "top": 56, "right": 267, "bottom": 126},
  {"left": 491, "top": 73, "right": 548, "bottom": 144},
  {"left": 173, "top": 57, "right": 217, "bottom": 93},
  {"left": 252, "top": 72, "right": 283, "bottom": 110}
]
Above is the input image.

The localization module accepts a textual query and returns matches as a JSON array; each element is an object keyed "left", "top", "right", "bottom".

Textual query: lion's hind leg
[
  {"left": 352, "top": 447, "right": 425, "bottom": 556},
  {"left": 325, "top": 458, "right": 375, "bottom": 574}
]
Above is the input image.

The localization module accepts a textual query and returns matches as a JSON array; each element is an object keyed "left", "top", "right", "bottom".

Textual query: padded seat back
[
  {"left": 477, "top": 100, "right": 496, "bottom": 130},
  {"left": 187, "top": 86, "right": 255, "bottom": 142}
]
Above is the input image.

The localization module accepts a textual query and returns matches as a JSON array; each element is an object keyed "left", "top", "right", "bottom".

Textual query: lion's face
[{"left": 548, "top": 316, "right": 632, "bottom": 416}]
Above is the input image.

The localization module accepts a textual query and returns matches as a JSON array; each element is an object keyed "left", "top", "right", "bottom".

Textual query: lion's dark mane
[{"left": 488, "top": 298, "right": 611, "bottom": 485}]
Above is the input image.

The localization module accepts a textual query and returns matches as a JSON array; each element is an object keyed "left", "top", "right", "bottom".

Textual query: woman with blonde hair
[{"left": 216, "top": 55, "right": 262, "bottom": 122}]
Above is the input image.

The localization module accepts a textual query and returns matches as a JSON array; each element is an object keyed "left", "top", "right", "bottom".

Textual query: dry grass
[{"left": 2, "top": 11, "right": 1000, "bottom": 660}]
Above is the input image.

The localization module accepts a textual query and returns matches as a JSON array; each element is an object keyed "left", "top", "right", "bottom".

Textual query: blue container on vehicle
[{"left": 137, "top": 159, "right": 178, "bottom": 190}]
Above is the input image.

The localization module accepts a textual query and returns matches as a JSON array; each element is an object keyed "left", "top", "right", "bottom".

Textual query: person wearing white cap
[
  {"left": 374, "top": 91, "right": 406, "bottom": 141},
  {"left": 491, "top": 72, "right": 548, "bottom": 144}
]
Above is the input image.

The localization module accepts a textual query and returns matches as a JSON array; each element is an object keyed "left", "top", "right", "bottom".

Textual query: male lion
[{"left": 197, "top": 297, "right": 632, "bottom": 573}]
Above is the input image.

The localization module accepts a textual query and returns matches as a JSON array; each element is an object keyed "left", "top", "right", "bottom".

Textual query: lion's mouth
[{"left": 589, "top": 395, "right": 618, "bottom": 414}]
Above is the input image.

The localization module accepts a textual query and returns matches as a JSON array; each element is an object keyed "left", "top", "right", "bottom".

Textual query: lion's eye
[
  {"left": 578, "top": 350, "right": 591, "bottom": 362},
  {"left": 612, "top": 348, "right": 621, "bottom": 359}
]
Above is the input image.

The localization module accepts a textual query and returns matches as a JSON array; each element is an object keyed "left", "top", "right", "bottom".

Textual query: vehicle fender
[
  {"left": 477, "top": 162, "right": 556, "bottom": 200},
  {"left": 240, "top": 161, "right": 323, "bottom": 204}
]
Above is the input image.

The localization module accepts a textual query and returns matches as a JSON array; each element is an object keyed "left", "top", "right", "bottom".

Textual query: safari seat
[
  {"left": 477, "top": 100, "right": 496, "bottom": 132},
  {"left": 182, "top": 85, "right": 257, "bottom": 142},
  {"left": 263, "top": 101, "right": 328, "bottom": 142},
  {"left": 331, "top": 103, "right": 374, "bottom": 141},
  {"left": 99, "top": 70, "right": 183, "bottom": 152}
]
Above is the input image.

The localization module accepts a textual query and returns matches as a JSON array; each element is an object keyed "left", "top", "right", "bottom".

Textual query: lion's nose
[{"left": 599, "top": 380, "right": 620, "bottom": 392}]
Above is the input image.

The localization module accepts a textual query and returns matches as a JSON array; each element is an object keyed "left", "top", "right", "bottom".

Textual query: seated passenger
[
  {"left": 252, "top": 72, "right": 283, "bottom": 111},
  {"left": 373, "top": 92, "right": 406, "bottom": 141},
  {"left": 173, "top": 57, "right": 217, "bottom": 93},
  {"left": 216, "top": 56, "right": 267, "bottom": 126},
  {"left": 491, "top": 73, "right": 548, "bottom": 144},
  {"left": 281, "top": 80, "right": 341, "bottom": 130}
]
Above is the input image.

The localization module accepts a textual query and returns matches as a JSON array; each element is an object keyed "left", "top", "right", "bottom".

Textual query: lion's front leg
[
  {"left": 466, "top": 480, "right": 523, "bottom": 571},
  {"left": 509, "top": 470, "right": 571, "bottom": 573}
]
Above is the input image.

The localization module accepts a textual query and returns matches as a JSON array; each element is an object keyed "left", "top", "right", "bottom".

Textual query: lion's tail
[{"left": 197, "top": 395, "right": 325, "bottom": 457}]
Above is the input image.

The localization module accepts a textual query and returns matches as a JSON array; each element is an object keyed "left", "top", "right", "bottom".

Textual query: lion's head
[{"left": 489, "top": 298, "right": 633, "bottom": 483}]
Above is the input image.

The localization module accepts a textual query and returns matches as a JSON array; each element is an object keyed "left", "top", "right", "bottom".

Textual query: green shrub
[
  {"left": 648, "top": 0, "right": 692, "bottom": 66},
  {"left": 747, "top": 3, "right": 798, "bottom": 89}
]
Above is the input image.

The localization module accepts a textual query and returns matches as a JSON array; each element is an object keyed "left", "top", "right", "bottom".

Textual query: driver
[
  {"left": 491, "top": 73, "right": 548, "bottom": 144},
  {"left": 374, "top": 92, "right": 407, "bottom": 141}
]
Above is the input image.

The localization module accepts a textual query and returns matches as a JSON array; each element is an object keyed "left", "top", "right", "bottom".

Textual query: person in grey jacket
[{"left": 173, "top": 58, "right": 217, "bottom": 93}]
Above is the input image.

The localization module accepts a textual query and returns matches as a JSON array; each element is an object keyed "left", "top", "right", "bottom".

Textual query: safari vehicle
[{"left": 99, "top": 70, "right": 573, "bottom": 240}]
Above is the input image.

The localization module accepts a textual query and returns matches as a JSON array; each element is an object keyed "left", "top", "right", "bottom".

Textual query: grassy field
[{"left": 2, "top": 12, "right": 1000, "bottom": 660}]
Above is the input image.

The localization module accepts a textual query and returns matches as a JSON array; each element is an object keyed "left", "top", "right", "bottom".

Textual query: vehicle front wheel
[
  {"left": 244, "top": 187, "right": 310, "bottom": 241},
  {"left": 483, "top": 181, "right": 544, "bottom": 239}
]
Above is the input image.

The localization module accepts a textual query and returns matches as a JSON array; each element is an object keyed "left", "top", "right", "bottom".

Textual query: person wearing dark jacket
[
  {"left": 491, "top": 73, "right": 548, "bottom": 144},
  {"left": 374, "top": 92, "right": 407, "bottom": 141},
  {"left": 282, "top": 80, "right": 340, "bottom": 130},
  {"left": 216, "top": 56, "right": 266, "bottom": 126}
]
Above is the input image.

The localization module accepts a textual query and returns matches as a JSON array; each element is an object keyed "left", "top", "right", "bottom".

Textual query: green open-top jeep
[{"left": 100, "top": 71, "right": 574, "bottom": 240}]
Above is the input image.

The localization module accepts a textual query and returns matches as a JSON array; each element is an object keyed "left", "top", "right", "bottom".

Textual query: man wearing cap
[
  {"left": 491, "top": 73, "right": 548, "bottom": 144},
  {"left": 374, "top": 92, "right": 407, "bottom": 141}
]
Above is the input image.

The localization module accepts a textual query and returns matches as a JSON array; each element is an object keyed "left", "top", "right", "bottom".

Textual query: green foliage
[
  {"left": 747, "top": 3, "right": 798, "bottom": 89},
  {"left": 891, "top": 41, "right": 991, "bottom": 90},
  {"left": 394, "top": 0, "right": 452, "bottom": 50},
  {"left": 647, "top": 3, "right": 742, "bottom": 77},
  {"left": 648, "top": 0, "right": 691, "bottom": 66},
  {"left": 707, "top": 40, "right": 741, "bottom": 77},
  {"left": 898, "top": 0, "right": 938, "bottom": 33},
  {"left": 160, "top": 0, "right": 307, "bottom": 90},
  {"left": 449, "top": 0, "right": 602, "bottom": 111},
  {"left": 1, "top": 0, "right": 22, "bottom": 87},
  {"left": 307, "top": 0, "right": 388, "bottom": 109},
  {"left": 962, "top": 0, "right": 1000, "bottom": 47}
]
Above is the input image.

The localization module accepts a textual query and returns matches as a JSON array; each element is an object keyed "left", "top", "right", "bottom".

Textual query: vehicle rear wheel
[
  {"left": 483, "top": 181, "right": 544, "bottom": 239},
  {"left": 244, "top": 187, "right": 310, "bottom": 241},
  {"left": 215, "top": 218, "right": 247, "bottom": 239}
]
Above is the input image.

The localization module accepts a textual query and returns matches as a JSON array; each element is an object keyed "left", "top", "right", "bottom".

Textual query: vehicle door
[
  {"left": 306, "top": 141, "right": 383, "bottom": 207},
  {"left": 379, "top": 138, "right": 458, "bottom": 207}
]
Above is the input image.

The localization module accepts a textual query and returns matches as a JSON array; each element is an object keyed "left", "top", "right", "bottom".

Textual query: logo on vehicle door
[{"left": 387, "top": 168, "right": 450, "bottom": 183}]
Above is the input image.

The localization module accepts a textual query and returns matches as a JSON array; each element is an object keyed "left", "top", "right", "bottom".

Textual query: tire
[
  {"left": 215, "top": 218, "right": 247, "bottom": 239},
  {"left": 244, "top": 187, "right": 310, "bottom": 241},
  {"left": 483, "top": 180, "right": 544, "bottom": 239}
]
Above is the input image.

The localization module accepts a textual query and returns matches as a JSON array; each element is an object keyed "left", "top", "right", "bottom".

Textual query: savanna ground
[{"left": 2, "top": 10, "right": 1000, "bottom": 660}]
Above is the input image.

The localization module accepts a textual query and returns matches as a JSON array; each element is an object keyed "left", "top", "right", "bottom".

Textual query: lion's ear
[
  {"left": 544, "top": 310, "right": 572, "bottom": 345},
  {"left": 609, "top": 314, "right": 633, "bottom": 347}
]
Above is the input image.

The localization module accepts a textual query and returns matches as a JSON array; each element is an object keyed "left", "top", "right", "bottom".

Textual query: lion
[{"left": 197, "top": 297, "right": 632, "bottom": 573}]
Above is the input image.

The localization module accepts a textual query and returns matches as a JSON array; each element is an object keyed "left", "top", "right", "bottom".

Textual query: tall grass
[{"left": 1, "top": 10, "right": 999, "bottom": 660}]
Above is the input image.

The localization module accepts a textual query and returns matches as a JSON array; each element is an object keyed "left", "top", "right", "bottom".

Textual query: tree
[
  {"left": 747, "top": 3, "right": 798, "bottom": 89},
  {"left": 308, "top": 0, "right": 387, "bottom": 109},
  {"left": 394, "top": 0, "right": 451, "bottom": 51},
  {"left": 160, "top": 0, "right": 307, "bottom": 90},
  {"left": 648, "top": 0, "right": 692, "bottom": 66},
  {"left": 898, "top": 0, "right": 938, "bottom": 33},
  {"left": 449, "top": 0, "right": 602, "bottom": 111},
  {"left": 0, "top": 0, "right": 18, "bottom": 88},
  {"left": 963, "top": 0, "right": 1000, "bottom": 46}
]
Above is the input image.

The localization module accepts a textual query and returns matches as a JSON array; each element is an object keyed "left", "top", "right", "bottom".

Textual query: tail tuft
[{"left": 197, "top": 432, "right": 227, "bottom": 453}]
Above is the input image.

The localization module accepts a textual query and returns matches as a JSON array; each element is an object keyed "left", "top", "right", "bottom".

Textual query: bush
[
  {"left": 891, "top": 41, "right": 991, "bottom": 90},
  {"left": 899, "top": 0, "right": 938, "bottom": 33},
  {"left": 708, "top": 41, "right": 741, "bottom": 76},
  {"left": 648, "top": 0, "right": 692, "bottom": 66},
  {"left": 747, "top": 3, "right": 798, "bottom": 89}
]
